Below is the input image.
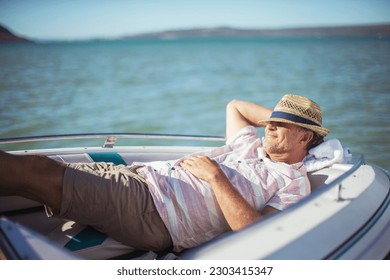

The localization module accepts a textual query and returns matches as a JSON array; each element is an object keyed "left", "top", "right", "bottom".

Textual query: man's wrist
[{"left": 206, "top": 170, "right": 227, "bottom": 185}]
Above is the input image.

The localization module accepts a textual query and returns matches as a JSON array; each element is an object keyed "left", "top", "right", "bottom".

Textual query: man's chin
[
  {"left": 263, "top": 140, "right": 272, "bottom": 152},
  {"left": 263, "top": 142, "right": 281, "bottom": 155}
]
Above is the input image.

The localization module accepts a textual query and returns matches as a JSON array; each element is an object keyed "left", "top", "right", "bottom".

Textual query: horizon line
[{"left": 2, "top": 22, "right": 389, "bottom": 43}]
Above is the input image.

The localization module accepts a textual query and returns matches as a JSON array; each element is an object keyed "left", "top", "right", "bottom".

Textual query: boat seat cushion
[{"left": 47, "top": 220, "right": 159, "bottom": 260}]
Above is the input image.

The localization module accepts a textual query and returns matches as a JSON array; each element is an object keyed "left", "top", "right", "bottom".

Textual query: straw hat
[{"left": 258, "top": 94, "right": 329, "bottom": 136}]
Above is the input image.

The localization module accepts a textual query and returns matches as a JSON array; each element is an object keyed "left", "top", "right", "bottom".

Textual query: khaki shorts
[{"left": 48, "top": 162, "right": 172, "bottom": 252}]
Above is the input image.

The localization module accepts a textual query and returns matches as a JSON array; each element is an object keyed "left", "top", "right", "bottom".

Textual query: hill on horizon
[
  {"left": 0, "top": 24, "right": 33, "bottom": 43},
  {"left": 125, "top": 24, "right": 390, "bottom": 40}
]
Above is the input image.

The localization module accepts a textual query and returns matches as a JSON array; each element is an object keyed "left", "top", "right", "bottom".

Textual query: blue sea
[{"left": 0, "top": 37, "right": 389, "bottom": 169}]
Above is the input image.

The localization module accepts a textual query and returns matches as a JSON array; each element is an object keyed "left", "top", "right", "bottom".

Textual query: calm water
[{"left": 0, "top": 37, "right": 389, "bottom": 169}]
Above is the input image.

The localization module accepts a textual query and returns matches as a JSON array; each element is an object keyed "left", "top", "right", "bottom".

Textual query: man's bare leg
[{"left": 0, "top": 151, "right": 65, "bottom": 210}]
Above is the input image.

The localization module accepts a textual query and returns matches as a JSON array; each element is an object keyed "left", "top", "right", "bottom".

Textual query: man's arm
[
  {"left": 180, "top": 156, "right": 279, "bottom": 231},
  {"left": 226, "top": 100, "right": 272, "bottom": 141}
]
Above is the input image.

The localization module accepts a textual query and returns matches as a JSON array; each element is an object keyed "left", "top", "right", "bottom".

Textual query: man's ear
[{"left": 301, "top": 130, "right": 314, "bottom": 144}]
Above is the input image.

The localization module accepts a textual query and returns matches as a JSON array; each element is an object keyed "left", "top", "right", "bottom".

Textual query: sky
[{"left": 0, "top": 0, "right": 389, "bottom": 40}]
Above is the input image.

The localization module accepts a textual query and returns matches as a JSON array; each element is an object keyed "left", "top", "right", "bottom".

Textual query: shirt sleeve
[
  {"left": 265, "top": 176, "right": 311, "bottom": 211},
  {"left": 226, "top": 126, "right": 260, "bottom": 146}
]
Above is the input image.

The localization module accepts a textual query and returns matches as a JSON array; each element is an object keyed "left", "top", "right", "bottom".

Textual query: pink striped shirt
[{"left": 137, "top": 126, "right": 310, "bottom": 252}]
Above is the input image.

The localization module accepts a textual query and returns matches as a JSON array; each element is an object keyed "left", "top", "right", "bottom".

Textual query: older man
[{"left": 0, "top": 94, "right": 329, "bottom": 252}]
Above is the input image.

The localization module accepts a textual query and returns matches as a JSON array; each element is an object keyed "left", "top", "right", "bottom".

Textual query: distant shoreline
[
  {"left": 124, "top": 24, "right": 390, "bottom": 40},
  {"left": 1, "top": 23, "right": 389, "bottom": 43}
]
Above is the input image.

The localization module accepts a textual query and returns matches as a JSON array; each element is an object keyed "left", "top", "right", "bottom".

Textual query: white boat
[{"left": 0, "top": 133, "right": 389, "bottom": 260}]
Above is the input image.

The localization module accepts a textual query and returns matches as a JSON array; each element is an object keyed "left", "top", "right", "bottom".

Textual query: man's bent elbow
[{"left": 226, "top": 99, "right": 239, "bottom": 111}]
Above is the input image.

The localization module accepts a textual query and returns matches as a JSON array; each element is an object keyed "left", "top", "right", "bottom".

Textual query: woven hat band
[{"left": 270, "top": 111, "right": 320, "bottom": 127}]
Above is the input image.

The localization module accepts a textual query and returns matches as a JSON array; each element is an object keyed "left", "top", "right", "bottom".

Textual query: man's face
[{"left": 263, "top": 121, "right": 306, "bottom": 155}]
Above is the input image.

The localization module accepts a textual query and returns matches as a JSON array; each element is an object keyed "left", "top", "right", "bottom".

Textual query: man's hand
[
  {"left": 180, "top": 155, "right": 223, "bottom": 183},
  {"left": 226, "top": 99, "right": 272, "bottom": 141}
]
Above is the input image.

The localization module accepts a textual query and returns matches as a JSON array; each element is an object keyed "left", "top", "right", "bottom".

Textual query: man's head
[{"left": 259, "top": 94, "right": 329, "bottom": 164}]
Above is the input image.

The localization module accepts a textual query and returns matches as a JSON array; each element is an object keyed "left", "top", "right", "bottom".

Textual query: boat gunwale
[
  {"left": 0, "top": 132, "right": 226, "bottom": 148},
  {"left": 325, "top": 181, "right": 390, "bottom": 259}
]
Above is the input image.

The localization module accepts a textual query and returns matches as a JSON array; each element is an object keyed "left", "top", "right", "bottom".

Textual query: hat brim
[{"left": 258, "top": 117, "right": 330, "bottom": 137}]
